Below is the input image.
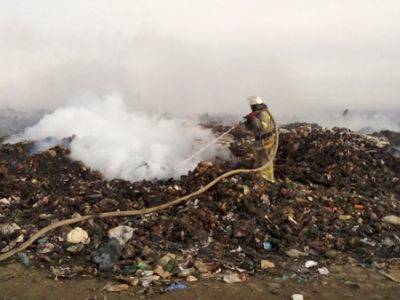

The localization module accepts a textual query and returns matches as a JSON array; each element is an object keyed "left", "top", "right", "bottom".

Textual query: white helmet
[{"left": 247, "top": 96, "right": 263, "bottom": 105}]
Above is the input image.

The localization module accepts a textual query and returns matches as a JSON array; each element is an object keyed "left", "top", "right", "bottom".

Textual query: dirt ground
[{"left": 0, "top": 263, "right": 399, "bottom": 300}]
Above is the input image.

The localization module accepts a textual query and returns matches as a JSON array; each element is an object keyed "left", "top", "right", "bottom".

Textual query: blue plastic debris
[
  {"left": 263, "top": 242, "right": 272, "bottom": 250},
  {"left": 18, "top": 252, "right": 30, "bottom": 268},
  {"left": 165, "top": 282, "right": 189, "bottom": 292},
  {"left": 94, "top": 238, "right": 122, "bottom": 271},
  {"left": 37, "top": 237, "right": 48, "bottom": 245}
]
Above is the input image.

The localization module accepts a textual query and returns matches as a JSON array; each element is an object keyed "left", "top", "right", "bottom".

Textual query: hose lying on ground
[{"left": 0, "top": 113, "right": 279, "bottom": 262}]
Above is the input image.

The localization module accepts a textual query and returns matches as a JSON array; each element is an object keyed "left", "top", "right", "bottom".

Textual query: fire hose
[{"left": 0, "top": 112, "right": 279, "bottom": 262}]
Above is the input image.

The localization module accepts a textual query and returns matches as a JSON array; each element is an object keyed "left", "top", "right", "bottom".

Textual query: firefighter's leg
[
  {"left": 259, "top": 139, "right": 275, "bottom": 182},
  {"left": 260, "top": 161, "right": 274, "bottom": 182},
  {"left": 252, "top": 141, "right": 263, "bottom": 168}
]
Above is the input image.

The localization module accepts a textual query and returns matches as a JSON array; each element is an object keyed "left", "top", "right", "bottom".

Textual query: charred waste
[{"left": 0, "top": 123, "right": 399, "bottom": 289}]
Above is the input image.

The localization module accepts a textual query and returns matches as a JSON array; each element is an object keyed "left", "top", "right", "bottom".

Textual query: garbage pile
[
  {"left": 0, "top": 123, "right": 399, "bottom": 290},
  {"left": 373, "top": 130, "right": 400, "bottom": 158},
  {"left": 373, "top": 130, "right": 400, "bottom": 147}
]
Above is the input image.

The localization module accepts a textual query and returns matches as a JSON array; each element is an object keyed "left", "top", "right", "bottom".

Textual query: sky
[{"left": 1, "top": 0, "right": 399, "bottom": 115}]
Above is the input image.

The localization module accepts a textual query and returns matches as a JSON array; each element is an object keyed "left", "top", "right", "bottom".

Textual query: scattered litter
[
  {"left": 242, "top": 185, "right": 251, "bottom": 195},
  {"left": 138, "top": 261, "right": 152, "bottom": 271},
  {"left": 0, "top": 198, "right": 11, "bottom": 206},
  {"left": 108, "top": 225, "right": 134, "bottom": 246},
  {"left": 18, "top": 252, "right": 30, "bottom": 268},
  {"left": 261, "top": 260, "right": 275, "bottom": 269},
  {"left": 223, "top": 273, "right": 247, "bottom": 284},
  {"left": 66, "top": 227, "right": 89, "bottom": 244},
  {"left": 154, "top": 265, "right": 172, "bottom": 279},
  {"left": 101, "top": 283, "right": 130, "bottom": 292},
  {"left": 318, "top": 267, "right": 329, "bottom": 275},
  {"left": 263, "top": 242, "right": 272, "bottom": 250},
  {"left": 382, "top": 215, "right": 400, "bottom": 226},
  {"left": 285, "top": 249, "right": 307, "bottom": 258},
  {"left": 141, "top": 270, "right": 154, "bottom": 277},
  {"left": 38, "top": 242, "right": 55, "bottom": 254},
  {"left": 178, "top": 268, "right": 196, "bottom": 278},
  {"left": 186, "top": 275, "right": 198, "bottom": 282},
  {"left": 339, "top": 215, "right": 352, "bottom": 221},
  {"left": 194, "top": 260, "right": 209, "bottom": 273},
  {"left": 140, "top": 275, "right": 160, "bottom": 287},
  {"left": 159, "top": 253, "right": 176, "bottom": 268},
  {"left": 305, "top": 260, "right": 318, "bottom": 268},
  {"left": 94, "top": 239, "right": 123, "bottom": 271},
  {"left": 0, "top": 123, "right": 399, "bottom": 291},
  {"left": 292, "top": 294, "right": 304, "bottom": 300},
  {"left": 0, "top": 223, "right": 20, "bottom": 237},
  {"left": 116, "top": 275, "right": 139, "bottom": 286},
  {"left": 164, "top": 282, "right": 189, "bottom": 292},
  {"left": 66, "top": 244, "right": 84, "bottom": 254}
]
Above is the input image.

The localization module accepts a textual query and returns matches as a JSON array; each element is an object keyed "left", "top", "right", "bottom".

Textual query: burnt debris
[{"left": 0, "top": 123, "right": 399, "bottom": 287}]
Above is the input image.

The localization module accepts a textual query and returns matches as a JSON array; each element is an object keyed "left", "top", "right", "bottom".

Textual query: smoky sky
[{"left": 1, "top": 0, "right": 399, "bottom": 115}]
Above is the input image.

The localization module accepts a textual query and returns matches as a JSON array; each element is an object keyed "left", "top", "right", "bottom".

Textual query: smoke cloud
[
  {"left": 7, "top": 93, "right": 227, "bottom": 181},
  {"left": 282, "top": 110, "right": 400, "bottom": 133},
  {"left": 1, "top": 1, "right": 400, "bottom": 177}
]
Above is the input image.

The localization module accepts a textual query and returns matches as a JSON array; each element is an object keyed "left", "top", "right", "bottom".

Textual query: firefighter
[{"left": 244, "top": 96, "right": 276, "bottom": 182}]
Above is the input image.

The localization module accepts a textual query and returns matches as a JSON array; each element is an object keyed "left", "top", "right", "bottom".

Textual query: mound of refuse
[{"left": 0, "top": 123, "right": 399, "bottom": 289}]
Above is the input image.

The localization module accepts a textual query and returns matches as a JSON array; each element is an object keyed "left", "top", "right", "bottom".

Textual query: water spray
[
  {"left": 0, "top": 114, "right": 279, "bottom": 262},
  {"left": 178, "top": 125, "right": 238, "bottom": 168}
]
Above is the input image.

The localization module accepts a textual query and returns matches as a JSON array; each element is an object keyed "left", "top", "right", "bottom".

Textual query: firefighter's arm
[
  {"left": 243, "top": 112, "right": 259, "bottom": 131},
  {"left": 259, "top": 111, "right": 274, "bottom": 133}
]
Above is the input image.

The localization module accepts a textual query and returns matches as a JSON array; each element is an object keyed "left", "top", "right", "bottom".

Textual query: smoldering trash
[{"left": 0, "top": 122, "right": 400, "bottom": 293}]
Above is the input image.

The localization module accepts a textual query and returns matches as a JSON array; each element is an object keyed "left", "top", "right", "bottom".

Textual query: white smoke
[
  {"left": 7, "top": 93, "right": 226, "bottom": 181},
  {"left": 332, "top": 113, "right": 400, "bottom": 133},
  {"left": 281, "top": 110, "right": 400, "bottom": 133}
]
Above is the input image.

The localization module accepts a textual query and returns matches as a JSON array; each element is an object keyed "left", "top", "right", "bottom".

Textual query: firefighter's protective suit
[{"left": 244, "top": 101, "right": 276, "bottom": 182}]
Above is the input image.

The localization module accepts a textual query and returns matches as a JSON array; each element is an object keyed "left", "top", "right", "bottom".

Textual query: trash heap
[
  {"left": 373, "top": 130, "right": 400, "bottom": 148},
  {"left": 0, "top": 123, "right": 399, "bottom": 289},
  {"left": 373, "top": 130, "right": 400, "bottom": 158}
]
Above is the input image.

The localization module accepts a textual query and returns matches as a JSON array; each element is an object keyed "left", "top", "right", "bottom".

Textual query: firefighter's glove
[{"left": 244, "top": 112, "right": 257, "bottom": 121}]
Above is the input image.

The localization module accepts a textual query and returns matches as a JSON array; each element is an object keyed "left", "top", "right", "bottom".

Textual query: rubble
[
  {"left": 186, "top": 275, "right": 198, "bottom": 282},
  {"left": 0, "top": 223, "right": 20, "bottom": 237},
  {"left": 382, "top": 215, "right": 400, "bottom": 226},
  {"left": 66, "top": 227, "right": 89, "bottom": 244},
  {"left": 223, "top": 273, "right": 247, "bottom": 283},
  {"left": 373, "top": 130, "right": 400, "bottom": 148},
  {"left": 154, "top": 265, "right": 172, "bottom": 279},
  {"left": 17, "top": 252, "right": 30, "bottom": 268},
  {"left": 260, "top": 260, "right": 275, "bottom": 269},
  {"left": 285, "top": 249, "right": 308, "bottom": 258},
  {"left": 292, "top": 294, "right": 304, "bottom": 300},
  {"left": 178, "top": 267, "right": 196, "bottom": 277},
  {"left": 94, "top": 239, "right": 123, "bottom": 271},
  {"left": 102, "top": 283, "right": 130, "bottom": 292},
  {"left": 305, "top": 260, "right": 318, "bottom": 268},
  {"left": 140, "top": 275, "right": 160, "bottom": 287},
  {"left": 164, "top": 282, "right": 189, "bottom": 291},
  {"left": 108, "top": 225, "right": 134, "bottom": 246},
  {"left": 0, "top": 123, "right": 399, "bottom": 290},
  {"left": 318, "top": 267, "right": 329, "bottom": 275}
]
